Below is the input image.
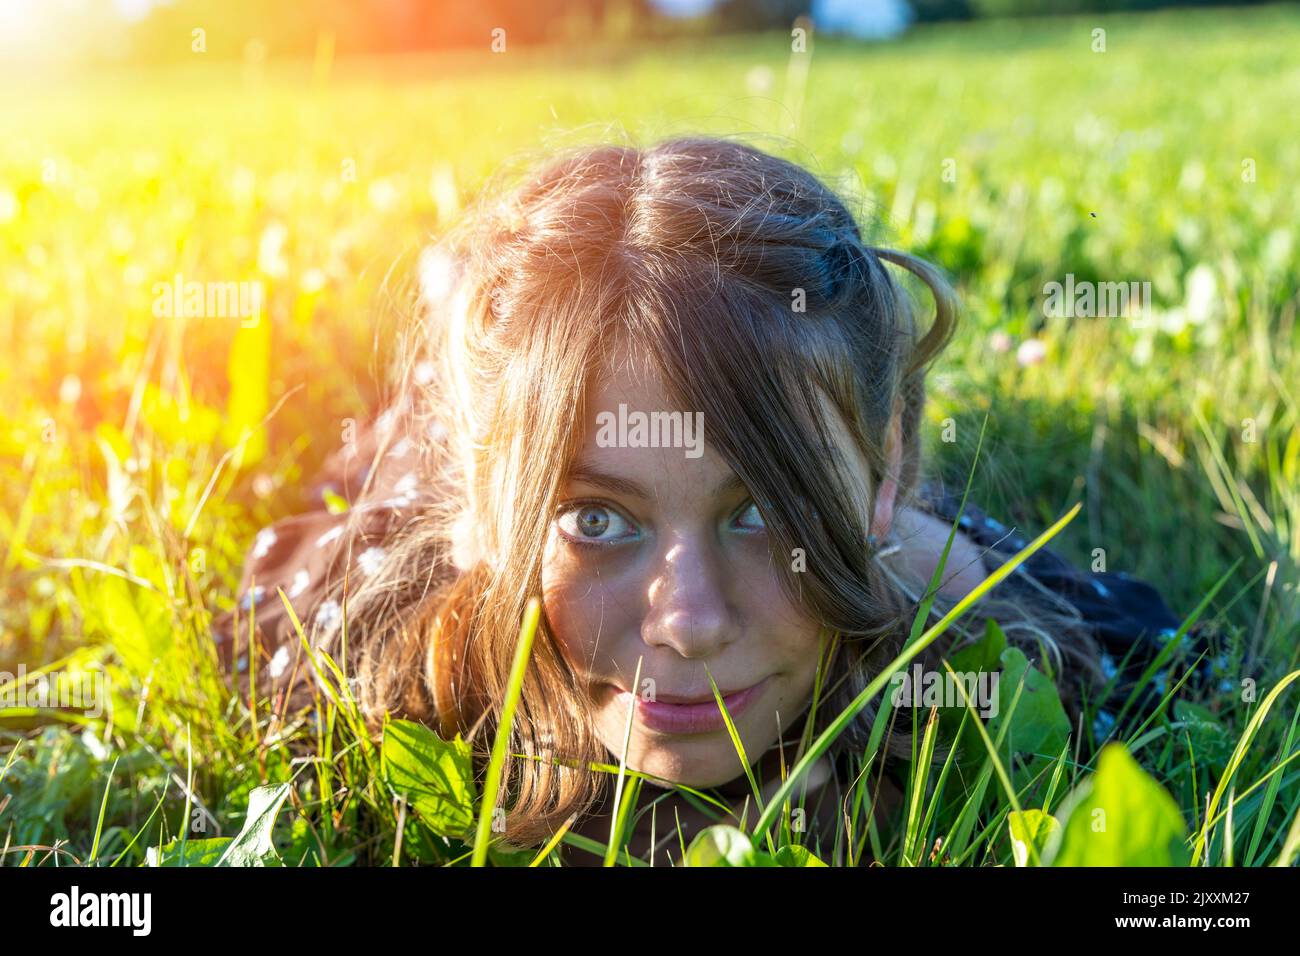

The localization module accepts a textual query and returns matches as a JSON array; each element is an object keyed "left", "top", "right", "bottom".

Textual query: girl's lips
[{"left": 611, "top": 677, "right": 770, "bottom": 735}]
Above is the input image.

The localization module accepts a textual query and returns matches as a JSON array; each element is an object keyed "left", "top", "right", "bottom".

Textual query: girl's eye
[
  {"left": 556, "top": 502, "right": 637, "bottom": 545},
  {"left": 733, "top": 499, "right": 766, "bottom": 531}
]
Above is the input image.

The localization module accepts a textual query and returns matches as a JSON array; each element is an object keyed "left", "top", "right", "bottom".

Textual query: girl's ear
[{"left": 870, "top": 409, "right": 902, "bottom": 539}]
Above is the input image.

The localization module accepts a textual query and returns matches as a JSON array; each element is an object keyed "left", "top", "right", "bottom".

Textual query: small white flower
[
  {"left": 745, "top": 64, "right": 775, "bottom": 96},
  {"left": 387, "top": 436, "right": 412, "bottom": 459},
  {"left": 1016, "top": 338, "right": 1047, "bottom": 367},
  {"left": 288, "top": 568, "right": 310, "bottom": 598}
]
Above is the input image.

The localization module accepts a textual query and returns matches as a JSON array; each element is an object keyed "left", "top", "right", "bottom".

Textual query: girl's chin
[{"left": 612, "top": 741, "right": 753, "bottom": 790}]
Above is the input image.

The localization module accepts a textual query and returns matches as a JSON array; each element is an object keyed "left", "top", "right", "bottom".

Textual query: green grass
[{"left": 1, "top": 4, "right": 1298, "bottom": 866}]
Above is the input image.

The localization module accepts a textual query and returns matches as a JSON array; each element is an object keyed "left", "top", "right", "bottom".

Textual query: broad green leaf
[
  {"left": 1050, "top": 744, "right": 1189, "bottom": 866},
  {"left": 1008, "top": 808, "right": 1059, "bottom": 867},
  {"left": 382, "top": 719, "right": 477, "bottom": 839},
  {"left": 989, "top": 646, "right": 1070, "bottom": 761},
  {"left": 488, "top": 845, "right": 536, "bottom": 867},
  {"left": 683, "top": 825, "right": 775, "bottom": 867},
  {"left": 217, "top": 783, "right": 293, "bottom": 867},
  {"left": 950, "top": 617, "right": 1008, "bottom": 675},
  {"left": 146, "top": 837, "right": 232, "bottom": 867},
  {"left": 774, "top": 844, "right": 828, "bottom": 867},
  {"left": 942, "top": 618, "right": 1009, "bottom": 761}
]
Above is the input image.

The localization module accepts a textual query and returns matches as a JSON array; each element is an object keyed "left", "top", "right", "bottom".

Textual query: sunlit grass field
[{"left": 2, "top": 5, "right": 1298, "bottom": 866}]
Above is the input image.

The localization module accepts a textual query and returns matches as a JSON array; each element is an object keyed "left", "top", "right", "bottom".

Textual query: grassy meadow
[{"left": 2, "top": 4, "right": 1299, "bottom": 867}]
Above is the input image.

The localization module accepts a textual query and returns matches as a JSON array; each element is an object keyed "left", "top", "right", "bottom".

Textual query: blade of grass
[
  {"left": 529, "top": 813, "right": 578, "bottom": 867},
  {"left": 1192, "top": 667, "right": 1300, "bottom": 865},
  {"left": 902, "top": 706, "right": 940, "bottom": 865},
  {"left": 704, "top": 664, "right": 778, "bottom": 856},
  {"left": 603, "top": 654, "right": 644, "bottom": 866},
  {"left": 87, "top": 755, "right": 120, "bottom": 866},
  {"left": 1245, "top": 705, "right": 1300, "bottom": 865},
  {"left": 110, "top": 781, "right": 171, "bottom": 867},
  {"left": 471, "top": 596, "right": 541, "bottom": 867}
]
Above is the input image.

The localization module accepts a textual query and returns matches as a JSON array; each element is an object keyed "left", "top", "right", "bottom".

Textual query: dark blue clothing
[{"left": 916, "top": 482, "right": 1228, "bottom": 745}]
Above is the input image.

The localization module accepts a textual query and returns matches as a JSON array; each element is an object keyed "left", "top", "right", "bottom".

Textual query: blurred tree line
[
  {"left": 127, "top": 0, "right": 663, "bottom": 59},
  {"left": 962, "top": 0, "right": 1276, "bottom": 16},
  {"left": 119, "top": 0, "right": 1284, "bottom": 59}
]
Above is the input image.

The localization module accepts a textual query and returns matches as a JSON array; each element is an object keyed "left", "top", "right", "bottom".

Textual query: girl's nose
[{"left": 640, "top": 537, "right": 735, "bottom": 659}]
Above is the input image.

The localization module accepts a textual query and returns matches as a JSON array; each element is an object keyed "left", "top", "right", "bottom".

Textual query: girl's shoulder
[
  {"left": 912, "top": 479, "right": 1229, "bottom": 738},
  {"left": 914, "top": 477, "right": 1187, "bottom": 627}
]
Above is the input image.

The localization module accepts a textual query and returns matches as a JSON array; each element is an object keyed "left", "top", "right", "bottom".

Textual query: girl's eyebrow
[{"left": 566, "top": 465, "right": 748, "bottom": 500}]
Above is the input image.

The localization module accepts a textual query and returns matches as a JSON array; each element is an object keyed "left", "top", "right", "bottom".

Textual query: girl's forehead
[
  {"left": 583, "top": 334, "right": 681, "bottom": 409},
  {"left": 587, "top": 359, "right": 673, "bottom": 409}
]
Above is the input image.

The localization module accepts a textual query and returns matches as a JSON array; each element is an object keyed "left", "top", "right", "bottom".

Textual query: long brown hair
[{"left": 312, "top": 135, "right": 1101, "bottom": 847}]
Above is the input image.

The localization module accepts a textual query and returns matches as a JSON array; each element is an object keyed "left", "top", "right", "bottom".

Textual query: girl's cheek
[
  {"left": 541, "top": 547, "right": 636, "bottom": 672},
  {"left": 730, "top": 538, "right": 812, "bottom": 635},
  {"left": 540, "top": 572, "right": 587, "bottom": 668},
  {"left": 540, "top": 535, "right": 585, "bottom": 661}
]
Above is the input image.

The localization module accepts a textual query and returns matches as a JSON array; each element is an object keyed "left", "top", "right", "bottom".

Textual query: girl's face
[{"left": 540, "top": 361, "right": 827, "bottom": 789}]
